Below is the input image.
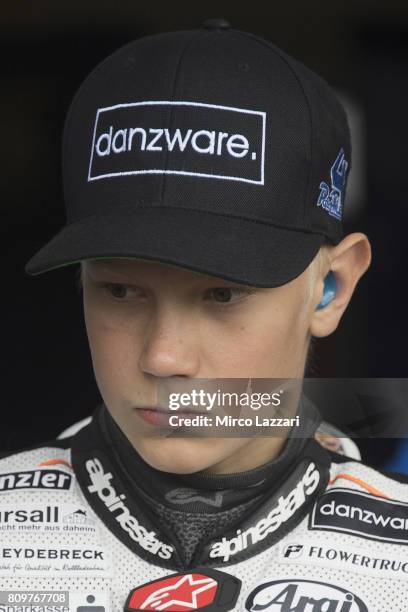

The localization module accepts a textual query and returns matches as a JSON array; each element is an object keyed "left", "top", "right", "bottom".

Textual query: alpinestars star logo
[
  {"left": 125, "top": 568, "right": 241, "bottom": 612},
  {"left": 128, "top": 574, "right": 217, "bottom": 610},
  {"left": 165, "top": 488, "right": 227, "bottom": 507}
]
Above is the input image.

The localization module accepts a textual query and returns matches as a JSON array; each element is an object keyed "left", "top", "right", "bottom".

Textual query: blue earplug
[{"left": 316, "top": 271, "right": 336, "bottom": 310}]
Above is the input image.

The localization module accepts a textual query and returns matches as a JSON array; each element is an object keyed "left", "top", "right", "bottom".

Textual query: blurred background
[{"left": 1, "top": 2, "right": 407, "bottom": 468}]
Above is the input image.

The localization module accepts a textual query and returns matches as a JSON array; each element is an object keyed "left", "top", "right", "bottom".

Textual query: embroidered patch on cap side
[{"left": 317, "top": 148, "right": 348, "bottom": 220}]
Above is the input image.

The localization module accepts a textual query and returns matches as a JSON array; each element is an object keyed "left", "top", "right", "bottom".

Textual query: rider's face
[{"left": 82, "top": 258, "right": 316, "bottom": 474}]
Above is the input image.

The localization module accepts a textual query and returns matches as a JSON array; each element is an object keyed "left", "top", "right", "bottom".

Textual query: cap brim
[{"left": 25, "top": 207, "right": 326, "bottom": 288}]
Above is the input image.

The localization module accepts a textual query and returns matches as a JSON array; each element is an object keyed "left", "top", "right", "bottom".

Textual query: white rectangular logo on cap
[{"left": 88, "top": 101, "right": 266, "bottom": 185}]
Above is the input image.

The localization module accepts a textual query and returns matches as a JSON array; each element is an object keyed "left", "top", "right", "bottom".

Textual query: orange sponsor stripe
[
  {"left": 38, "top": 459, "right": 72, "bottom": 470},
  {"left": 329, "top": 473, "right": 389, "bottom": 499}
]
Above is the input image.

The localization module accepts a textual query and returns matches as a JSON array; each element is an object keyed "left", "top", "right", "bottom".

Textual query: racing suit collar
[
  {"left": 71, "top": 397, "right": 330, "bottom": 570},
  {"left": 100, "top": 394, "right": 323, "bottom": 507}
]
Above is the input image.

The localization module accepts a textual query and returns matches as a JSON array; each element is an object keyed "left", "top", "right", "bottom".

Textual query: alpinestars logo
[
  {"left": 209, "top": 462, "right": 320, "bottom": 562},
  {"left": 127, "top": 574, "right": 217, "bottom": 611},
  {"left": 86, "top": 457, "right": 173, "bottom": 560},
  {"left": 125, "top": 569, "right": 241, "bottom": 612},
  {"left": 165, "top": 488, "right": 227, "bottom": 507},
  {"left": 88, "top": 101, "right": 266, "bottom": 185}
]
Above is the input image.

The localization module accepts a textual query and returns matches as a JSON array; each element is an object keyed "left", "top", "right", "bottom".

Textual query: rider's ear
[{"left": 310, "top": 233, "right": 371, "bottom": 338}]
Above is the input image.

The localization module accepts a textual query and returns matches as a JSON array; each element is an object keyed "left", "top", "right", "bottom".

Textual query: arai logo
[{"left": 245, "top": 579, "right": 368, "bottom": 612}]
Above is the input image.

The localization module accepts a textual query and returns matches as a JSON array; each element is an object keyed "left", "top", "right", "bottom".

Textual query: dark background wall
[{"left": 2, "top": 2, "right": 407, "bottom": 465}]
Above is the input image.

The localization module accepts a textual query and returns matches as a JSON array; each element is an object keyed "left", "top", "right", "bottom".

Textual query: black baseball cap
[{"left": 25, "top": 19, "right": 351, "bottom": 287}]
